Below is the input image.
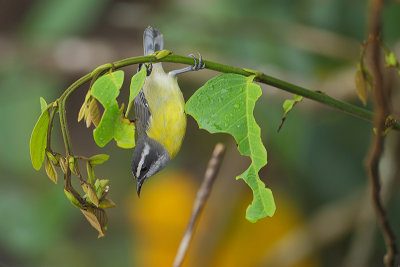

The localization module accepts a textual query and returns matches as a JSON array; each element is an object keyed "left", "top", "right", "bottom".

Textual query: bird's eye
[{"left": 141, "top": 166, "right": 148, "bottom": 172}]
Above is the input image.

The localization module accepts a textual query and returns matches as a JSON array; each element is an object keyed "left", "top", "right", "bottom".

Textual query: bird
[{"left": 131, "top": 26, "right": 204, "bottom": 196}]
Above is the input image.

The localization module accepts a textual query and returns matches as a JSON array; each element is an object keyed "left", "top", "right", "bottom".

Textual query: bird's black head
[{"left": 131, "top": 137, "right": 170, "bottom": 196}]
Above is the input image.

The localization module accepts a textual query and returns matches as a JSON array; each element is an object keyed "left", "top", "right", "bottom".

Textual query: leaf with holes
[
  {"left": 186, "top": 73, "right": 275, "bottom": 222},
  {"left": 91, "top": 71, "right": 135, "bottom": 148}
]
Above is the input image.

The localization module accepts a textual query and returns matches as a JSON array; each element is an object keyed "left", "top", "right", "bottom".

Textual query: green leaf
[
  {"left": 68, "top": 157, "right": 78, "bottom": 175},
  {"left": 155, "top": 49, "right": 171, "bottom": 59},
  {"left": 44, "top": 156, "right": 57, "bottom": 183},
  {"left": 127, "top": 66, "right": 146, "bottom": 116},
  {"left": 282, "top": 94, "right": 303, "bottom": 117},
  {"left": 86, "top": 162, "right": 95, "bottom": 185},
  {"left": 64, "top": 189, "right": 82, "bottom": 209},
  {"left": 99, "top": 198, "right": 117, "bottom": 209},
  {"left": 278, "top": 94, "right": 303, "bottom": 132},
  {"left": 186, "top": 73, "right": 275, "bottom": 222},
  {"left": 30, "top": 106, "right": 50, "bottom": 170},
  {"left": 89, "top": 154, "right": 110, "bottom": 166},
  {"left": 94, "top": 179, "right": 109, "bottom": 199},
  {"left": 40, "top": 97, "right": 47, "bottom": 112},
  {"left": 91, "top": 71, "right": 135, "bottom": 148},
  {"left": 46, "top": 151, "right": 59, "bottom": 165},
  {"left": 385, "top": 52, "right": 397, "bottom": 67}
]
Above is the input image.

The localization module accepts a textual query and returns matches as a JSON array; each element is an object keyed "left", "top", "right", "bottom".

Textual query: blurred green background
[{"left": 1, "top": 0, "right": 400, "bottom": 266}]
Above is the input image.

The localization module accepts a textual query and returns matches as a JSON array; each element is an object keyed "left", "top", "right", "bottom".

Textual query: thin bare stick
[
  {"left": 367, "top": 0, "right": 397, "bottom": 266},
  {"left": 173, "top": 143, "right": 225, "bottom": 267}
]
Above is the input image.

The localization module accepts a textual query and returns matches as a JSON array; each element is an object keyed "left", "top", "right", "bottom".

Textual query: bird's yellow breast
[{"left": 143, "top": 65, "right": 186, "bottom": 159}]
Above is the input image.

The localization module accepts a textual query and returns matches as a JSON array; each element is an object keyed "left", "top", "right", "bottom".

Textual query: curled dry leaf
[
  {"left": 89, "top": 99, "right": 101, "bottom": 127},
  {"left": 355, "top": 69, "right": 368, "bottom": 106},
  {"left": 80, "top": 207, "right": 108, "bottom": 238},
  {"left": 59, "top": 157, "right": 68, "bottom": 174}
]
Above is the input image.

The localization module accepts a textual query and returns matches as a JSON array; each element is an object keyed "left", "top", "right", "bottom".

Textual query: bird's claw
[{"left": 189, "top": 53, "right": 206, "bottom": 71}]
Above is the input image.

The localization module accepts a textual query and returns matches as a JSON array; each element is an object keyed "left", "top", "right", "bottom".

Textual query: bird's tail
[{"left": 143, "top": 26, "right": 163, "bottom": 56}]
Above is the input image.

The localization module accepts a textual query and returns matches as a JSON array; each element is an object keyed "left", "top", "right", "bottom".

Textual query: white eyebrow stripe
[
  {"left": 146, "top": 153, "right": 167, "bottom": 178},
  {"left": 136, "top": 142, "right": 150, "bottom": 178}
]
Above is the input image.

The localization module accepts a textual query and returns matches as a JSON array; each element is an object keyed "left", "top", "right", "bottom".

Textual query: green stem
[
  {"left": 59, "top": 73, "right": 92, "bottom": 156},
  {"left": 57, "top": 53, "right": 400, "bottom": 134},
  {"left": 46, "top": 107, "right": 57, "bottom": 152}
]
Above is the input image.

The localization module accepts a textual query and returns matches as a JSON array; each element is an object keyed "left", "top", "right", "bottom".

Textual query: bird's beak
[{"left": 136, "top": 178, "right": 144, "bottom": 197}]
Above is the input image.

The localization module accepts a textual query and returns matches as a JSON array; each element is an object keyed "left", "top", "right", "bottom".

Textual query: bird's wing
[{"left": 134, "top": 90, "right": 151, "bottom": 134}]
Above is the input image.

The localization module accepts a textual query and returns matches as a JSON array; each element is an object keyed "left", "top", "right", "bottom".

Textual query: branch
[
  {"left": 57, "top": 53, "right": 400, "bottom": 142},
  {"left": 367, "top": 0, "right": 397, "bottom": 266},
  {"left": 172, "top": 143, "right": 225, "bottom": 267}
]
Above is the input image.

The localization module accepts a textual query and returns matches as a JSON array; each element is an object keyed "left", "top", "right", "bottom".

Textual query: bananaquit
[{"left": 131, "top": 26, "right": 205, "bottom": 196}]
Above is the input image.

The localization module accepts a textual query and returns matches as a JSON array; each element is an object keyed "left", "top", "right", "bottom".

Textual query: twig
[
  {"left": 172, "top": 143, "right": 225, "bottom": 267},
  {"left": 57, "top": 54, "right": 400, "bottom": 133},
  {"left": 343, "top": 134, "right": 400, "bottom": 267},
  {"left": 367, "top": 0, "right": 397, "bottom": 266}
]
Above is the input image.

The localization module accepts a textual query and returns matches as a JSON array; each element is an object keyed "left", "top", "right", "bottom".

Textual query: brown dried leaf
[
  {"left": 78, "top": 101, "right": 87, "bottom": 122},
  {"left": 355, "top": 69, "right": 367, "bottom": 106},
  {"left": 80, "top": 207, "right": 107, "bottom": 238},
  {"left": 89, "top": 99, "right": 101, "bottom": 127},
  {"left": 59, "top": 157, "right": 68, "bottom": 174},
  {"left": 85, "top": 110, "right": 92, "bottom": 128},
  {"left": 78, "top": 91, "right": 92, "bottom": 122}
]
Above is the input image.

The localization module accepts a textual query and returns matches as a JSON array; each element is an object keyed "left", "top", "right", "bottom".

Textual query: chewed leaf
[
  {"left": 186, "top": 73, "right": 276, "bottom": 222},
  {"left": 30, "top": 104, "right": 50, "bottom": 170},
  {"left": 91, "top": 71, "right": 123, "bottom": 106},
  {"left": 91, "top": 71, "right": 135, "bottom": 148},
  {"left": 115, "top": 116, "right": 135, "bottom": 148}
]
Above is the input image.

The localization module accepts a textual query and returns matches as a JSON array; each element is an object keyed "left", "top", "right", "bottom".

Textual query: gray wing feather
[
  {"left": 134, "top": 90, "right": 151, "bottom": 134},
  {"left": 143, "top": 26, "right": 163, "bottom": 55}
]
